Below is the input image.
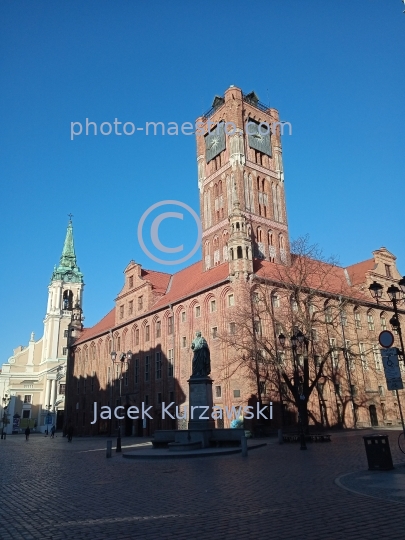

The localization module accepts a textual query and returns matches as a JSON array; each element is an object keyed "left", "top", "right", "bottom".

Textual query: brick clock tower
[{"left": 195, "top": 86, "right": 290, "bottom": 279}]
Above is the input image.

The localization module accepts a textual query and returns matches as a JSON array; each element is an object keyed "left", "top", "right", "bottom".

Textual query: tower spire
[
  {"left": 50, "top": 218, "right": 83, "bottom": 284},
  {"left": 59, "top": 218, "right": 77, "bottom": 268}
]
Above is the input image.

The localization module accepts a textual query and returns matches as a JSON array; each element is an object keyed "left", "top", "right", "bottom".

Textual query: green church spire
[
  {"left": 51, "top": 218, "right": 84, "bottom": 284},
  {"left": 59, "top": 219, "right": 77, "bottom": 268}
]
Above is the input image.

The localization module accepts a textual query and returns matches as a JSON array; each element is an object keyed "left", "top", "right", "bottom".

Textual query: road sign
[
  {"left": 379, "top": 330, "right": 395, "bottom": 348},
  {"left": 381, "top": 348, "right": 403, "bottom": 391}
]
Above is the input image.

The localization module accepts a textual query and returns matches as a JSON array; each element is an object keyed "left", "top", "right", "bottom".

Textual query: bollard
[
  {"left": 106, "top": 440, "right": 112, "bottom": 458},
  {"left": 278, "top": 429, "right": 283, "bottom": 444},
  {"left": 241, "top": 435, "right": 248, "bottom": 457}
]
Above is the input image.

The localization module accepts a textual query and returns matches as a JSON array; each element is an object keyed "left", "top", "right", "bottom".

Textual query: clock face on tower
[
  {"left": 205, "top": 122, "right": 226, "bottom": 163},
  {"left": 247, "top": 118, "right": 272, "bottom": 157}
]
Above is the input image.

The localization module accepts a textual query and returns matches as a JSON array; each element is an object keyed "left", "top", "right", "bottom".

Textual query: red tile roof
[
  {"left": 76, "top": 254, "right": 376, "bottom": 345},
  {"left": 152, "top": 261, "right": 229, "bottom": 309},
  {"left": 346, "top": 259, "right": 375, "bottom": 286},
  {"left": 75, "top": 308, "right": 115, "bottom": 345},
  {"left": 140, "top": 268, "right": 171, "bottom": 294}
]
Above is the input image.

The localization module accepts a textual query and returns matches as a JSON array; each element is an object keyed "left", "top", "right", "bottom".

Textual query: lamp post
[
  {"left": 369, "top": 277, "right": 405, "bottom": 435},
  {"left": 368, "top": 277, "right": 405, "bottom": 361},
  {"left": 278, "top": 331, "right": 308, "bottom": 450},
  {"left": 110, "top": 349, "right": 133, "bottom": 453},
  {"left": 1, "top": 394, "right": 11, "bottom": 440}
]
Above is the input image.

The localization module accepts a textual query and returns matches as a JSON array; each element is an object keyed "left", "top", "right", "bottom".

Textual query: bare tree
[{"left": 219, "top": 236, "right": 356, "bottom": 431}]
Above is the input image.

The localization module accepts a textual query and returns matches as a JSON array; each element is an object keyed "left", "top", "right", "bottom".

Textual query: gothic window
[
  {"left": 257, "top": 177, "right": 267, "bottom": 217},
  {"left": 213, "top": 236, "right": 220, "bottom": 266},
  {"left": 223, "top": 230, "right": 229, "bottom": 262},
  {"left": 135, "top": 328, "right": 139, "bottom": 346},
  {"left": 256, "top": 227, "right": 265, "bottom": 259},
  {"left": 279, "top": 235, "right": 286, "bottom": 263},
  {"left": 272, "top": 183, "right": 278, "bottom": 221},
  {"left": 325, "top": 304, "right": 333, "bottom": 323},
  {"left": 244, "top": 172, "right": 254, "bottom": 213},
  {"left": 226, "top": 175, "right": 232, "bottom": 215},
  {"left": 354, "top": 309, "right": 362, "bottom": 329},
  {"left": 168, "top": 316, "right": 174, "bottom": 334},
  {"left": 218, "top": 180, "right": 224, "bottom": 218},
  {"left": 156, "top": 320, "right": 161, "bottom": 338},
  {"left": 268, "top": 231, "right": 276, "bottom": 262},
  {"left": 205, "top": 241, "right": 211, "bottom": 270},
  {"left": 271, "top": 293, "right": 280, "bottom": 309},
  {"left": 204, "top": 190, "right": 212, "bottom": 228},
  {"left": 359, "top": 342, "right": 368, "bottom": 370},
  {"left": 380, "top": 313, "right": 387, "bottom": 330},
  {"left": 367, "top": 311, "right": 375, "bottom": 331},
  {"left": 276, "top": 186, "right": 283, "bottom": 221},
  {"left": 63, "top": 290, "right": 73, "bottom": 311}
]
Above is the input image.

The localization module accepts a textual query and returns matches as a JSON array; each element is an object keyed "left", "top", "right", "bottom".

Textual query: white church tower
[{"left": 41, "top": 217, "right": 84, "bottom": 416}]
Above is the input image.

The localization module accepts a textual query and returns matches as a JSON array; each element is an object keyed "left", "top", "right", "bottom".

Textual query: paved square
[{"left": 1, "top": 430, "right": 405, "bottom": 539}]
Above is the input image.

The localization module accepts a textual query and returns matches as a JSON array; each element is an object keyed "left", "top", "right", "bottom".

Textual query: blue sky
[{"left": 0, "top": 1, "right": 404, "bottom": 361}]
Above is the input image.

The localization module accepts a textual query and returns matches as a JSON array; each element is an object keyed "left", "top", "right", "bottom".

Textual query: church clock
[
  {"left": 205, "top": 122, "right": 226, "bottom": 163},
  {"left": 247, "top": 118, "right": 272, "bottom": 157}
]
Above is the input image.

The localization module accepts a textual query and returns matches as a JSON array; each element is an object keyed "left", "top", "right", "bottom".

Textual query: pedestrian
[
  {"left": 67, "top": 424, "right": 73, "bottom": 442},
  {"left": 50, "top": 425, "right": 55, "bottom": 438},
  {"left": 25, "top": 426, "right": 30, "bottom": 441}
]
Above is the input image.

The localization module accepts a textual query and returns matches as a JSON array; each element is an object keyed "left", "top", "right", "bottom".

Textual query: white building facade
[{"left": 0, "top": 219, "right": 84, "bottom": 434}]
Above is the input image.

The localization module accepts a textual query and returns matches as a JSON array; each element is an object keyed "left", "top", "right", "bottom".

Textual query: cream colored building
[{"left": 0, "top": 220, "right": 84, "bottom": 434}]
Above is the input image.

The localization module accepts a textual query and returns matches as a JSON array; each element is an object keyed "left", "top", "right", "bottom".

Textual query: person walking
[
  {"left": 50, "top": 425, "right": 55, "bottom": 438},
  {"left": 25, "top": 426, "right": 30, "bottom": 441}
]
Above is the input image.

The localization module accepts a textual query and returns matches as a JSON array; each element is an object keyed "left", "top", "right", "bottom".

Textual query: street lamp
[
  {"left": 369, "top": 277, "right": 405, "bottom": 436},
  {"left": 278, "top": 331, "right": 307, "bottom": 450},
  {"left": 110, "top": 349, "right": 133, "bottom": 452},
  {"left": 368, "top": 277, "right": 405, "bottom": 360},
  {"left": 1, "top": 394, "right": 11, "bottom": 440}
]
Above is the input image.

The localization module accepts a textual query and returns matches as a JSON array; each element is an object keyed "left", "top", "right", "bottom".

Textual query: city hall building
[{"left": 62, "top": 86, "right": 405, "bottom": 437}]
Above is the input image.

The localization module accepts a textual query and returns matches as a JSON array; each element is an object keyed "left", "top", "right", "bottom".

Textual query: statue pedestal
[{"left": 188, "top": 376, "right": 215, "bottom": 430}]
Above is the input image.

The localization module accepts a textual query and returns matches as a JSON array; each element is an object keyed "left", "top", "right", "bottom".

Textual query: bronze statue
[{"left": 191, "top": 331, "right": 211, "bottom": 377}]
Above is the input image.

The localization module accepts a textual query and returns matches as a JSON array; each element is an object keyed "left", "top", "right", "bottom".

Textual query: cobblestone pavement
[
  {"left": 1, "top": 429, "right": 405, "bottom": 540},
  {"left": 337, "top": 463, "right": 405, "bottom": 504}
]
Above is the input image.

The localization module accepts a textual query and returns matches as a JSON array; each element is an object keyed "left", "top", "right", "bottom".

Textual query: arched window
[
  {"left": 244, "top": 172, "right": 254, "bottom": 212},
  {"left": 380, "top": 312, "right": 387, "bottom": 331},
  {"left": 354, "top": 308, "right": 362, "bottom": 329},
  {"left": 271, "top": 293, "right": 280, "bottom": 309},
  {"left": 63, "top": 290, "right": 73, "bottom": 310},
  {"left": 272, "top": 183, "right": 278, "bottom": 221},
  {"left": 367, "top": 310, "right": 375, "bottom": 331},
  {"left": 237, "top": 246, "right": 243, "bottom": 259},
  {"left": 205, "top": 241, "right": 211, "bottom": 270}
]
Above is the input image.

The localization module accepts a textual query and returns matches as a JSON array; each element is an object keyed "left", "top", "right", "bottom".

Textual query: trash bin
[{"left": 363, "top": 435, "right": 394, "bottom": 471}]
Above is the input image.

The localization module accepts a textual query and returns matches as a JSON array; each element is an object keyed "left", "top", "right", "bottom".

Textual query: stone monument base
[{"left": 188, "top": 376, "right": 215, "bottom": 431}]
